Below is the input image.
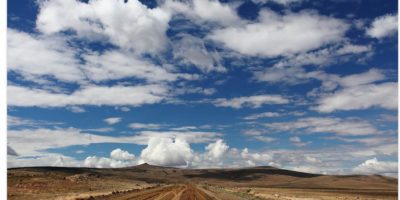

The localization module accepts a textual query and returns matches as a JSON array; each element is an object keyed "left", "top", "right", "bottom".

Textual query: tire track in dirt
[{"left": 86, "top": 184, "right": 217, "bottom": 200}]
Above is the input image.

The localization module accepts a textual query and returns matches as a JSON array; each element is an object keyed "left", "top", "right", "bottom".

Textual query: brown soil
[{"left": 7, "top": 164, "right": 398, "bottom": 200}]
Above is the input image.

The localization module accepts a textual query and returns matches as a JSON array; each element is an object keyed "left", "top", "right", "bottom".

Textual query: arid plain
[{"left": 8, "top": 163, "right": 398, "bottom": 200}]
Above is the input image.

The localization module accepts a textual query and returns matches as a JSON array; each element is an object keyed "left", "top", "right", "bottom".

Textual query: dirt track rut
[{"left": 88, "top": 184, "right": 217, "bottom": 200}]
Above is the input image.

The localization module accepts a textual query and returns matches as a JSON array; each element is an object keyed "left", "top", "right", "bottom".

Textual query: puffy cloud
[
  {"left": 84, "top": 148, "right": 137, "bottom": 168},
  {"left": 104, "top": 117, "right": 122, "bottom": 125},
  {"left": 205, "top": 139, "right": 229, "bottom": 160},
  {"left": 214, "top": 94, "right": 289, "bottom": 109},
  {"left": 8, "top": 84, "right": 169, "bottom": 107},
  {"left": 265, "top": 117, "right": 379, "bottom": 136},
  {"left": 110, "top": 148, "right": 135, "bottom": 160},
  {"left": 209, "top": 9, "right": 348, "bottom": 57},
  {"left": 315, "top": 82, "right": 397, "bottom": 112},
  {"left": 139, "top": 137, "right": 193, "bottom": 166},
  {"left": 7, "top": 29, "right": 83, "bottom": 83},
  {"left": 366, "top": 13, "right": 398, "bottom": 39},
  {"left": 83, "top": 148, "right": 136, "bottom": 168},
  {"left": 241, "top": 148, "right": 273, "bottom": 165},
  {"left": 353, "top": 158, "right": 397, "bottom": 175},
  {"left": 37, "top": 0, "right": 171, "bottom": 53}
]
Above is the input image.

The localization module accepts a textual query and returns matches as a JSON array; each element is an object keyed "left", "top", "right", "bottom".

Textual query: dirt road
[{"left": 87, "top": 184, "right": 216, "bottom": 200}]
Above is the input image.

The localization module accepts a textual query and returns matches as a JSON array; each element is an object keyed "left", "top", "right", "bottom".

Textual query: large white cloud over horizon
[
  {"left": 353, "top": 158, "right": 398, "bottom": 175},
  {"left": 36, "top": 0, "right": 171, "bottom": 54},
  {"left": 209, "top": 9, "right": 349, "bottom": 57},
  {"left": 205, "top": 139, "right": 229, "bottom": 160},
  {"left": 138, "top": 137, "right": 194, "bottom": 166}
]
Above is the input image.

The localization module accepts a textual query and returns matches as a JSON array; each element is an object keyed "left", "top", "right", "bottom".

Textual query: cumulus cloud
[
  {"left": 37, "top": 0, "right": 171, "bottom": 54},
  {"left": 84, "top": 148, "right": 136, "bottom": 168},
  {"left": 265, "top": 117, "right": 379, "bottom": 136},
  {"left": 104, "top": 117, "right": 122, "bottom": 125},
  {"left": 366, "top": 13, "right": 398, "bottom": 39},
  {"left": 353, "top": 158, "right": 397, "bottom": 175},
  {"left": 214, "top": 94, "right": 289, "bottom": 109},
  {"left": 8, "top": 84, "right": 169, "bottom": 107},
  {"left": 209, "top": 9, "right": 348, "bottom": 57},
  {"left": 205, "top": 139, "right": 229, "bottom": 160},
  {"left": 139, "top": 137, "right": 193, "bottom": 166},
  {"left": 110, "top": 148, "right": 135, "bottom": 160},
  {"left": 241, "top": 148, "right": 273, "bottom": 165},
  {"left": 315, "top": 82, "right": 397, "bottom": 112}
]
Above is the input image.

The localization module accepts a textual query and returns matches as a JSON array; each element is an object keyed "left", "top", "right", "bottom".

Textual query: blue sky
[{"left": 7, "top": 0, "right": 398, "bottom": 176}]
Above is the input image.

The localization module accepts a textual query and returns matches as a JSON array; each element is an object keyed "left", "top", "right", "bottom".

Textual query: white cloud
[
  {"left": 129, "top": 123, "right": 162, "bottom": 129},
  {"left": 315, "top": 82, "right": 397, "bottom": 112},
  {"left": 205, "top": 139, "right": 229, "bottom": 160},
  {"left": 37, "top": 0, "right": 171, "bottom": 54},
  {"left": 8, "top": 84, "right": 169, "bottom": 107},
  {"left": 366, "top": 13, "right": 398, "bottom": 39},
  {"left": 104, "top": 117, "right": 121, "bottom": 125},
  {"left": 243, "top": 112, "right": 281, "bottom": 120},
  {"left": 83, "top": 50, "right": 188, "bottom": 82},
  {"left": 241, "top": 148, "right": 273, "bottom": 165},
  {"left": 110, "top": 148, "right": 135, "bottom": 160},
  {"left": 67, "top": 106, "right": 86, "bottom": 113},
  {"left": 8, "top": 126, "right": 221, "bottom": 157},
  {"left": 172, "top": 34, "right": 225, "bottom": 73},
  {"left": 8, "top": 153, "right": 82, "bottom": 168},
  {"left": 139, "top": 137, "right": 193, "bottom": 166},
  {"left": 214, "top": 94, "right": 289, "bottom": 109},
  {"left": 265, "top": 117, "right": 379, "bottom": 136},
  {"left": 210, "top": 9, "right": 348, "bottom": 57},
  {"left": 336, "top": 44, "right": 371, "bottom": 55},
  {"left": 84, "top": 148, "right": 137, "bottom": 168},
  {"left": 289, "top": 136, "right": 311, "bottom": 147},
  {"left": 252, "top": 0, "right": 304, "bottom": 6},
  {"left": 7, "top": 29, "right": 83, "bottom": 82},
  {"left": 163, "top": 0, "right": 240, "bottom": 26},
  {"left": 353, "top": 158, "right": 397, "bottom": 175},
  {"left": 338, "top": 69, "right": 385, "bottom": 87},
  {"left": 8, "top": 115, "right": 63, "bottom": 128},
  {"left": 253, "top": 136, "right": 276, "bottom": 143}
]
